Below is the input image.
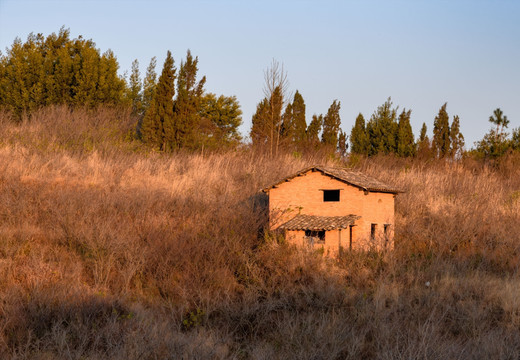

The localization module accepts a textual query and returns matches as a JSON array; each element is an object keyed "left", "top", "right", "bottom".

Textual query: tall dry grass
[{"left": 0, "top": 107, "right": 520, "bottom": 358}]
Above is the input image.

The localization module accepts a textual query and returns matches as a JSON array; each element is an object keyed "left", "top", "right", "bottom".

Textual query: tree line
[{"left": 1, "top": 28, "right": 518, "bottom": 159}]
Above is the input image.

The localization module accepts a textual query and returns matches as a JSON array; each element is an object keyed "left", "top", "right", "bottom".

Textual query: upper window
[{"left": 323, "top": 189, "right": 340, "bottom": 202}]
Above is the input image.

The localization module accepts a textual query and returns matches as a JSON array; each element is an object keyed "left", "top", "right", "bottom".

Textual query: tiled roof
[
  {"left": 278, "top": 214, "right": 361, "bottom": 231},
  {"left": 262, "top": 166, "right": 403, "bottom": 194}
]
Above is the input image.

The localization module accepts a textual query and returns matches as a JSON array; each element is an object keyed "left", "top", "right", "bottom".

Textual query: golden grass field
[{"left": 1, "top": 106, "right": 520, "bottom": 359}]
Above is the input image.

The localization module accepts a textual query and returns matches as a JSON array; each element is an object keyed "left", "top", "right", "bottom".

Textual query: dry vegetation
[{"left": 0, "top": 106, "right": 520, "bottom": 359}]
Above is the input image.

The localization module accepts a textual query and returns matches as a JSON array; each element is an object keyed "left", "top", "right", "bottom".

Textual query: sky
[{"left": 1, "top": 0, "right": 519, "bottom": 146}]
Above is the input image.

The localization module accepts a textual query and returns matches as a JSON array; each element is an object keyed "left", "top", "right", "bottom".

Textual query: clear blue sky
[{"left": 1, "top": 0, "right": 519, "bottom": 146}]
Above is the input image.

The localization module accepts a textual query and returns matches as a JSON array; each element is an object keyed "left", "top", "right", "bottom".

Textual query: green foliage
[
  {"left": 280, "top": 102, "right": 294, "bottom": 140},
  {"left": 396, "top": 109, "right": 416, "bottom": 157},
  {"left": 182, "top": 308, "right": 205, "bottom": 330},
  {"left": 432, "top": 103, "right": 451, "bottom": 158},
  {"left": 171, "top": 50, "right": 206, "bottom": 149},
  {"left": 141, "top": 51, "right": 176, "bottom": 150},
  {"left": 250, "top": 86, "right": 283, "bottom": 149},
  {"left": 449, "top": 115, "right": 464, "bottom": 158},
  {"left": 366, "top": 97, "right": 398, "bottom": 155},
  {"left": 142, "top": 57, "right": 157, "bottom": 113},
  {"left": 417, "top": 122, "right": 431, "bottom": 156},
  {"left": 198, "top": 93, "right": 242, "bottom": 148},
  {"left": 292, "top": 90, "right": 307, "bottom": 145},
  {"left": 321, "top": 100, "right": 341, "bottom": 147},
  {"left": 338, "top": 130, "right": 348, "bottom": 156},
  {"left": 0, "top": 27, "right": 126, "bottom": 118},
  {"left": 126, "top": 59, "right": 142, "bottom": 115},
  {"left": 350, "top": 113, "right": 369, "bottom": 155},
  {"left": 473, "top": 108, "right": 514, "bottom": 159},
  {"left": 306, "top": 114, "right": 323, "bottom": 144}
]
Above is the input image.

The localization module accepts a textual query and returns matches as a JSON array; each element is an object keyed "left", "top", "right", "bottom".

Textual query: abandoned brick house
[{"left": 262, "top": 166, "right": 401, "bottom": 253}]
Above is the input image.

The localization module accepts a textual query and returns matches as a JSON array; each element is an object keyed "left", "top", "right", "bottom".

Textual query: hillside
[{"left": 1, "top": 107, "right": 520, "bottom": 359}]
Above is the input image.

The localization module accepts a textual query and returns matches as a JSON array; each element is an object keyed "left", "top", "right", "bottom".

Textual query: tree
[
  {"left": 449, "top": 115, "right": 464, "bottom": 158},
  {"left": 292, "top": 90, "right": 307, "bottom": 145},
  {"left": 0, "top": 27, "right": 126, "bottom": 118},
  {"left": 141, "top": 50, "right": 176, "bottom": 150},
  {"left": 489, "top": 108, "right": 509, "bottom": 143},
  {"left": 171, "top": 50, "right": 206, "bottom": 149},
  {"left": 306, "top": 114, "right": 323, "bottom": 145},
  {"left": 338, "top": 130, "right": 348, "bottom": 157},
  {"left": 350, "top": 113, "right": 368, "bottom": 155},
  {"left": 127, "top": 59, "right": 142, "bottom": 115},
  {"left": 250, "top": 98, "right": 270, "bottom": 146},
  {"left": 198, "top": 93, "right": 242, "bottom": 148},
  {"left": 321, "top": 100, "right": 341, "bottom": 147},
  {"left": 432, "top": 103, "right": 451, "bottom": 158},
  {"left": 142, "top": 57, "right": 157, "bottom": 113},
  {"left": 396, "top": 109, "right": 415, "bottom": 157},
  {"left": 417, "top": 122, "right": 431, "bottom": 156},
  {"left": 280, "top": 102, "right": 294, "bottom": 141},
  {"left": 366, "top": 98, "right": 398, "bottom": 155}
]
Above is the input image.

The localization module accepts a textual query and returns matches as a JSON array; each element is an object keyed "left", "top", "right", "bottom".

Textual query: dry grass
[{"left": 0, "top": 107, "right": 520, "bottom": 359}]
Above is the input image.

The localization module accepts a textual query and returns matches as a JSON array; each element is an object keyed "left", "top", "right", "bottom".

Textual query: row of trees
[
  {"left": 349, "top": 99, "right": 465, "bottom": 159},
  {"left": 1, "top": 28, "right": 517, "bottom": 158},
  {"left": 249, "top": 61, "right": 347, "bottom": 157}
]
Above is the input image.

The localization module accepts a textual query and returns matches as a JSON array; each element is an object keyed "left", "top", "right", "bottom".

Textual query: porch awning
[{"left": 279, "top": 214, "right": 360, "bottom": 231}]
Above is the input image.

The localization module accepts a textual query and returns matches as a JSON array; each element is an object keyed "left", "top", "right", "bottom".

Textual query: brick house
[{"left": 262, "top": 166, "right": 401, "bottom": 253}]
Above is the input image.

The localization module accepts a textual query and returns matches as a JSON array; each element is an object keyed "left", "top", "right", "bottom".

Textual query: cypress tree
[
  {"left": 142, "top": 57, "right": 157, "bottom": 113},
  {"left": 433, "top": 103, "right": 451, "bottom": 158},
  {"left": 396, "top": 109, "right": 415, "bottom": 157},
  {"left": 171, "top": 50, "right": 206, "bottom": 149},
  {"left": 321, "top": 100, "right": 341, "bottom": 147},
  {"left": 338, "top": 130, "right": 348, "bottom": 156},
  {"left": 449, "top": 115, "right": 464, "bottom": 158},
  {"left": 141, "top": 50, "right": 176, "bottom": 150},
  {"left": 366, "top": 98, "right": 398, "bottom": 155},
  {"left": 350, "top": 113, "right": 368, "bottom": 155},
  {"left": 127, "top": 59, "right": 142, "bottom": 115},
  {"left": 306, "top": 114, "right": 323, "bottom": 145},
  {"left": 417, "top": 122, "right": 430, "bottom": 155},
  {"left": 292, "top": 90, "right": 307, "bottom": 145},
  {"left": 280, "top": 102, "right": 294, "bottom": 141},
  {"left": 250, "top": 98, "right": 270, "bottom": 146}
]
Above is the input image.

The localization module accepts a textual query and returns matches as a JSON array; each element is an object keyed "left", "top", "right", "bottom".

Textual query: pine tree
[
  {"left": 433, "top": 103, "right": 451, "bottom": 158},
  {"left": 280, "top": 102, "right": 294, "bottom": 141},
  {"left": 396, "top": 109, "right": 415, "bottom": 157},
  {"left": 417, "top": 122, "right": 431, "bottom": 156},
  {"left": 292, "top": 90, "right": 307, "bottom": 145},
  {"left": 250, "top": 98, "right": 270, "bottom": 146},
  {"left": 127, "top": 59, "right": 142, "bottom": 115},
  {"left": 350, "top": 113, "right": 368, "bottom": 155},
  {"left": 306, "top": 114, "right": 323, "bottom": 145},
  {"left": 366, "top": 98, "right": 398, "bottom": 155},
  {"left": 449, "top": 115, "right": 464, "bottom": 158},
  {"left": 171, "top": 50, "right": 206, "bottom": 149},
  {"left": 321, "top": 100, "right": 341, "bottom": 147},
  {"left": 489, "top": 108, "right": 509, "bottom": 143},
  {"left": 141, "top": 50, "right": 176, "bottom": 150},
  {"left": 338, "top": 130, "right": 348, "bottom": 157},
  {"left": 142, "top": 57, "right": 157, "bottom": 112}
]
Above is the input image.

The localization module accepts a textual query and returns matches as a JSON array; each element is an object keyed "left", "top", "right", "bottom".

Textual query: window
[
  {"left": 384, "top": 224, "right": 391, "bottom": 245},
  {"left": 323, "top": 190, "right": 340, "bottom": 202},
  {"left": 305, "top": 230, "right": 325, "bottom": 245},
  {"left": 371, "top": 224, "right": 377, "bottom": 241}
]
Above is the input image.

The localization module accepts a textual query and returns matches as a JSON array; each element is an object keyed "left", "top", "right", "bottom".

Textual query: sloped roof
[
  {"left": 262, "top": 166, "right": 402, "bottom": 194},
  {"left": 278, "top": 214, "right": 361, "bottom": 231}
]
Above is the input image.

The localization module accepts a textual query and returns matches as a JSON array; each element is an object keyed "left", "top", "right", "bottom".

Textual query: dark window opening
[
  {"left": 349, "top": 225, "right": 354, "bottom": 250},
  {"left": 305, "top": 230, "right": 325, "bottom": 245},
  {"left": 384, "top": 224, "right": 391, "bottom": 245},
  {"left": 323, "top": 190, "right": 340, "bottom": 202},
  {"left": 371, "top": 224, "right": 377, "bottom": 241}
]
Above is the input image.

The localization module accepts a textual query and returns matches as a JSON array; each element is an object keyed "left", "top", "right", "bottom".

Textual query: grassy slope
[{"left": 0, "top": 106, "right": 520, "bottom": 359}]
